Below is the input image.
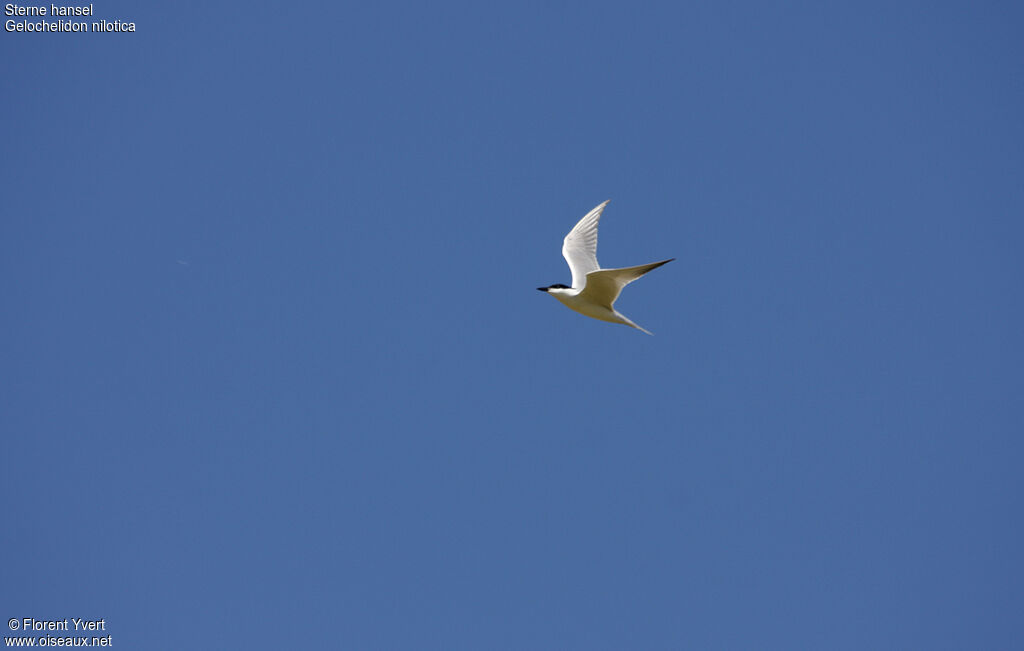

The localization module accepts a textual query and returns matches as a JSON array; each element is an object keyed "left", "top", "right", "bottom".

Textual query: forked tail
[{"left": 615, "top": 311, "right": 654, "bottom": 335}]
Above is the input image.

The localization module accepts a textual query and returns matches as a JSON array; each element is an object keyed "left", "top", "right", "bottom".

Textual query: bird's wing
[
  {"left": 578, "top": 259, "right": 675, "bottom": 308},
  {"left": 562, "top": 200, "right": 609, "bottom": 289}
]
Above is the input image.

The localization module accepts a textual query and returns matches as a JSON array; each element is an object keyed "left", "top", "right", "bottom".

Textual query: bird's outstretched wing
[
  {"left": 578, "top": 259, "right": 675, "bottom": 308},
  {"left": 562, "top": 200, "right": 609, "bottom": 289}
]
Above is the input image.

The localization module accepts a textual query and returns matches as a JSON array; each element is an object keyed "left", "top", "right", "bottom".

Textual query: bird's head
[{"left": 537, "top": 283, "right": 571, "bottom": 294}]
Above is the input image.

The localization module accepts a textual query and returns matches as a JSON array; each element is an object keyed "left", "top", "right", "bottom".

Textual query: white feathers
[
  {"left": 540, "top": 201, "right": 673, "bottom": 335},
  {"left": 562, "top": 199, "right": 607, "bottom": 289}
]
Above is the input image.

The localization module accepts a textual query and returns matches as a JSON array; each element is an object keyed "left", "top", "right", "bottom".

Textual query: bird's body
[{"left": 538, "top": 200, "right": 673, "bottom": 335}]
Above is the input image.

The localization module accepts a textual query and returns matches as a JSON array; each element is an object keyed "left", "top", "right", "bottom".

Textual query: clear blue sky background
[{"left": 3, "top": 2, "right": 1022, "bottom": 648}]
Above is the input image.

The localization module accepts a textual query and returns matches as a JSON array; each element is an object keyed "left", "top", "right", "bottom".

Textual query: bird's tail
[{"left": 615, "top": 311, "right": 654, "bottom": 335}]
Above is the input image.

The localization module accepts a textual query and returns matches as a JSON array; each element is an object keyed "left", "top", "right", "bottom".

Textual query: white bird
[{"left": 537, "top": 200, "right": 673, "bottom": 335}]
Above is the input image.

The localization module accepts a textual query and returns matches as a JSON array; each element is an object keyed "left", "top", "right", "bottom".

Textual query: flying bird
[{"left": 537, "top": 200, "right": 673, "bottom": 335}]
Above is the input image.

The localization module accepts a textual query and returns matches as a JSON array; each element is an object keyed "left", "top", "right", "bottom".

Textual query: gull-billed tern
[{"left": 537, "top": 200, "right": 673, "bottom": 335}]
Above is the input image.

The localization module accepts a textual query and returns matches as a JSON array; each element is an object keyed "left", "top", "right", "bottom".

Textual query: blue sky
[{"left": 2, "top": 2, "right": 1022, "bottom": 648}]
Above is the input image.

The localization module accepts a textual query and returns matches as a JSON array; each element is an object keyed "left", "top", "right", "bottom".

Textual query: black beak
[{"left": 536, "top": 287, "right": 548, "bottom": 292}]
